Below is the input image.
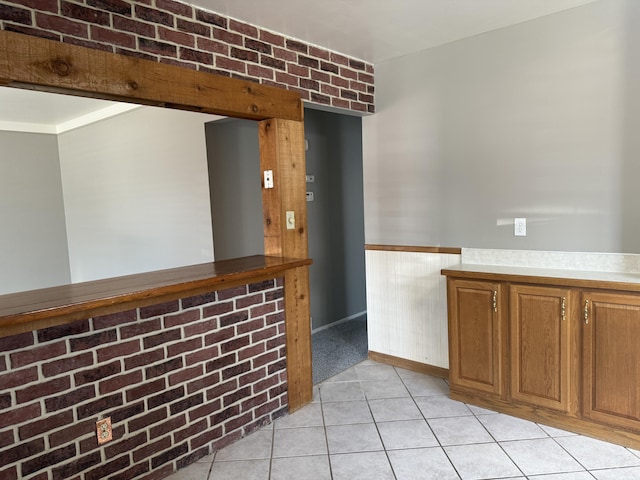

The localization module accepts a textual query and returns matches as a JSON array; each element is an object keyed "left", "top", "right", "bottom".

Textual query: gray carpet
[{"left": 312, "top": 315, "right": 368, "bottom": 385}]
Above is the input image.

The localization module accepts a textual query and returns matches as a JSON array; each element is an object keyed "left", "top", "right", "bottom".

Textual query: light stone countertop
[{"left": 442, "top": 263, "right": 640, "bottom": 291}]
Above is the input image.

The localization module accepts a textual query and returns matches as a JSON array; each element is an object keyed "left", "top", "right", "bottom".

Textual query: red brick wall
[
  {"left": 0, "top": 278, "right": 287, "bottom": 480},
  {"left": 0, "top": 0, "right": 375, "bottom": 113}
]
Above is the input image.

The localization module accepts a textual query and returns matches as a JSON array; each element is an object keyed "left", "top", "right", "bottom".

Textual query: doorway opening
[{"left": 205, "top": 107, "right": 367, "bottom": 385}]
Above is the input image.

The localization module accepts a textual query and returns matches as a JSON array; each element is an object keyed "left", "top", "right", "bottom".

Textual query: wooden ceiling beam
[{"left": 0, "top": 29, "right": 303, "bottom": 121}]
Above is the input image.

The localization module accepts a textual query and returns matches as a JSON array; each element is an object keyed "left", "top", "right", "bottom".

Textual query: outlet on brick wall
[{"left": 96, "top": 417, "right": 113, "bottom": 444}]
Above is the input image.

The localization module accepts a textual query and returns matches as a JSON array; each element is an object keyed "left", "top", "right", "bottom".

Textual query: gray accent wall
[
  {"left": 0, "top": 131, "right": 71, "bottom": 294},
  {"left": 205, "top": 119, "right": 264, "bottom": 261},
  {"left": 305, "top": 109, "right": 366, "bottom": 329},
  {"left": 207, "top": 109, "right": 366, "bottom": 330},
  {"left": 363, "top": 0, "right": 640, "bottom": 253}
]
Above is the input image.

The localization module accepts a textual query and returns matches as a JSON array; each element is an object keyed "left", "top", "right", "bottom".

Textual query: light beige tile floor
[{"left": 166, "top": 360, "right": 640, "bottom": 480}]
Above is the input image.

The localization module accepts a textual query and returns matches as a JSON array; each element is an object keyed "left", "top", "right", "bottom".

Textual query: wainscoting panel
[{"left": 365, "top": 248, "right": 461, "bottom": 369}]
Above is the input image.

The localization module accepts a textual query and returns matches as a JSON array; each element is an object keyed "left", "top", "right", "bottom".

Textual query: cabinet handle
[
  {"left": 492, "top": 290, "right": 497, "bottom": 313},
  {"left": 584, "top": 299, "right": 589, "bottom": 325},
  {"left": 561, "top": 297, "right": 566, "bottom": 322}
]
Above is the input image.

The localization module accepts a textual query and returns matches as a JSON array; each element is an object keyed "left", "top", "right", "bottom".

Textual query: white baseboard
[{"left": 311, "top": 310, "right": 367, "bottom": 334}]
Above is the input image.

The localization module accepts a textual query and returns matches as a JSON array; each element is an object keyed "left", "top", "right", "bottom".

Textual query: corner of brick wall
[
  {"left": 0, "top": 278, "right": 287, "bottom": 480},
  {"left": 0, "top": 0, "right": 375, "bottom": 113}
]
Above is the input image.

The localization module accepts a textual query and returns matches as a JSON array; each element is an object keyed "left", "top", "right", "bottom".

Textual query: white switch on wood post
[{"left": 286, "top": 211, "right": 295, "bottom": 230}]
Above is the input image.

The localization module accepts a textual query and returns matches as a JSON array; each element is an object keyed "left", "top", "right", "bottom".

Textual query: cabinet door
[
  {"left": 510, "top": 285, "right": 572, "bottom": 412},
  {"left": 583, "top": 291, "right": 640, "bottom": 430},
  {"left": 448, "top": 279, "right": 503, "bottom": 396}
]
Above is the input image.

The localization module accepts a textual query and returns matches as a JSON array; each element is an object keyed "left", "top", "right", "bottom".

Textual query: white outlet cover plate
[
  {"left": 514, "top": 217, "right": 526, "bottom": 236},
  {"left": 264, "top": 170, "right": 274, "bottom": 189}
]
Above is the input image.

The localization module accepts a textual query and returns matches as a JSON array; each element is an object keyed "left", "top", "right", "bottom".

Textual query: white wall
[
  {"left": 58, "top": 107, "right": 217, "bottom": 282},
  {"left": 363, "top": 0, "right": 639, "bottom": 253},
  {"left": 0, "top": 131, "right": 71, "bottom": 294}
]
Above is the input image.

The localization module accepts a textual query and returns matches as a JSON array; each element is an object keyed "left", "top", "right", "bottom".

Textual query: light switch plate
[{"left": 286, "top": 211, "right": 295, "bottom": 230}]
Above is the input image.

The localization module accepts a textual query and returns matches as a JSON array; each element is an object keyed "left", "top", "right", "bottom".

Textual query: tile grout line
[
  {"left": 317, "top": 382, "right": 336, "bottom": 479},
  {"left": 268, "top": 420, "right": 275, "bottom": 479},
  {"left": 322, "top": 365, "right": 393, "bottom": 477},
  {"left": 472, "top": 414, "right": 529, "bottom": 479},
  {"left": 459, "top": 398, "right": 538, "bottom": 479},
  {"left": 206, "top": 450, "right": 217, "bottom": 480},
  {"left": 394, "top": 365, "right": 464, "bottom": 480},
  {"left": 546, "top": 433, "right": 617, "bottom": 478},
  {"left": 499, "top": 430, "right": 591, "bottom": 477},
  {"left": 359, "top": 367, "right": 399, "bottom": 480},
  {"left": 464, "top": 399, "right": 589, "bottom": 478}
]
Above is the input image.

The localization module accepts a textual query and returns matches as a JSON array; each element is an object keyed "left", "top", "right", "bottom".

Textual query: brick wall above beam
[{"left": 0, "top": 0, "right": 375, "bottom": 113}]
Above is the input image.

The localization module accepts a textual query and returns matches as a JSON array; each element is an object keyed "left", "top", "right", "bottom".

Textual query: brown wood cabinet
[
  {"left": 509, "top": 285, "right": 573, "bottom": 412},
  {"left": 583, "top": 291, "right": 640, "bottom": 431},
  {"left": 447, "top": 279, "right": 504, "bottom": 397},
  {"left": 443, "top": 266, "right": 640, "bottom": 449}
]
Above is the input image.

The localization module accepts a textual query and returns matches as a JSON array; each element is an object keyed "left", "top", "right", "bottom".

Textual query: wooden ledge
[
  {"left": 365, "top": 244, "right": 462, "bottom": 255},
  {"left": 0, "top": 255, "right": 312, "bottom": 338}
]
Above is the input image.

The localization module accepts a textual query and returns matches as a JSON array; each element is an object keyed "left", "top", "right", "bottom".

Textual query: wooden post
[{"left": 259, "top": 118, "right": 313, "bottom": 412}]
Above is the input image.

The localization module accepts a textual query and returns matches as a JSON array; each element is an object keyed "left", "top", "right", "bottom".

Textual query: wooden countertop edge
[
  {"left": 441, "top": 266, "right": 640, "bottom": 293},
  {"left": 365, "top": 245, "right": 462, "bottom": 254},
  {"left": 0, "top": 255, "right": 312, "bottom": 338}
]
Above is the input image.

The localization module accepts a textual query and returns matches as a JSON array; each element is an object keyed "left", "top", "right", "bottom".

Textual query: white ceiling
[{"left": 189, "top": 0, "right": 598, "bottom": 64}]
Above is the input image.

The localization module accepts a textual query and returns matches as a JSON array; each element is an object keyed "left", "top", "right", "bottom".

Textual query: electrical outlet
[
  {"left": 263, "top": 170, "right": 274, "bottom": 189},
  {"left": 514, "top": 217, "right": 527, "bottom": 237},
  {"left": 96, "top": 417, "right": 113, "bottom": 445}
]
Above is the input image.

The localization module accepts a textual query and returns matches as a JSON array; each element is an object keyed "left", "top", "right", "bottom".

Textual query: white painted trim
[
  {"left": 0, "top": 121, "right": 57, "bottom": 134},
  {"left": 311, "top": 310, "right": 367, "bottom": 334},
  {"left": 56, "top": 104, "right": 141, "bottom": 133},
  {"left": 0, "top": 104, "right": 142, "bottom": 134}
]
